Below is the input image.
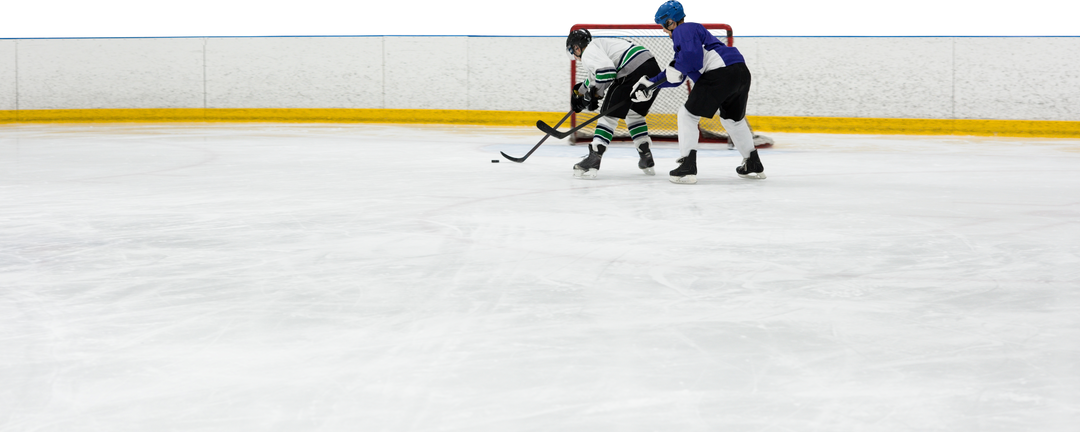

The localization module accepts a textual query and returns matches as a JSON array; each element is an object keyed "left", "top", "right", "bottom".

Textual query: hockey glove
[
  {"left": 573, "top": 82, "right": 601, "bottom": 112},
  {"left": 630, "top": 75, "right": 655, "bottom": 103},
  {"left": 571, "top": 94, "right": 588, "bottom": 113},
  {"left": 666, "top": 60, "right": 684, "bottom": 84}
]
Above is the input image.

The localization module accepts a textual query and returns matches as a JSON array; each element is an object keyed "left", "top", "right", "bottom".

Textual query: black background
[{"left": 4, "top": 3, "right": 1075, "bottom": 35}]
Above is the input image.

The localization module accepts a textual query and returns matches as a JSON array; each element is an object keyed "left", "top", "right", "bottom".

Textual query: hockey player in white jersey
[
  {"left": 632, "top": 0, "right": 766, "bottom": 184},
  {"left": 566, "top": 29, "right": 663, "bottom": 179}
]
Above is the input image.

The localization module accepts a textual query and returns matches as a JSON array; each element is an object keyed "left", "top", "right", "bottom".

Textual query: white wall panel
[
  {"left": 468, "top": 37, "right": 566, "bottom": 112},
  {"left": 384, "top": 37, "right": 468, "bottom": 110},
  {"left": 206, "top": 37, "right": 384, "bottom": 109},
  {"left": 954, "top": 37, "right": 1080, "bottom": 121},
  {"left": 743, "top": 37, "right": 954, "bottom": 119},
  {"left": 0, "top": 40, "right": 15, "bottom": 111},
  {"left": 5, "top": 35, "right": 1079, "bottom": 122},
  {"left": 17, "top": 38, "right": 204, "bottom": 110}
]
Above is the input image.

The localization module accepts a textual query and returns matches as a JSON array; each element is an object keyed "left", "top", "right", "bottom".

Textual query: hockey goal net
[{"left": 569, "top": 23, "right": 772, "bottom": 147}]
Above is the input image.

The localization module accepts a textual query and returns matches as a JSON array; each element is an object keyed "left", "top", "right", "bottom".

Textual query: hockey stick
[
  {"left": 535, "top": 81, "right": 662, "bottom": 140},
  {"left": 500, "top": 110, "right": 573, "bottom": 163}
]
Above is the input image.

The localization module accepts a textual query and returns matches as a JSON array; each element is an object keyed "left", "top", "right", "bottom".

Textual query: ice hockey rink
[{"left": 2, "top": 123, "right": 1078, "bottom": 431}]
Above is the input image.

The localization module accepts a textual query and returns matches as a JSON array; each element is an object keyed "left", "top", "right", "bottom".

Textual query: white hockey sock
[
  {"left": 720, "top": 117, "right": 756, "bottom": 158},
  {"left": 591, "top": 116, "right": 619, "bottom": 151},
  {"left": 677, "top": 106, "right": 700, "bottom": 157},
  {"left": 625, "top": 111, "right": 652, "bottom": 149}
]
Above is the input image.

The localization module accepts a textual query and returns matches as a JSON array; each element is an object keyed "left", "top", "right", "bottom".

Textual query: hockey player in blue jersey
[{"left": 632, "top": 0, "right": 766, "bottom": 184}]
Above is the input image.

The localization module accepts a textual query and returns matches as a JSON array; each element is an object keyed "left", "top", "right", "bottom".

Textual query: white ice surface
[{"left": 1, "top": 123, "right": 1078, "bottom": 431}]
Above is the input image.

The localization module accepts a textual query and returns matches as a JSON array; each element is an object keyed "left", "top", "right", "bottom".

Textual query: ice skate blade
[
  {"left": 641, "top": 167, "right": 655, "bottom": 176},
  {"left": 738, "top": 172, "right": 767, "bottom": 179},
  {"left": 669, "top": 174, "right": 697, "bottom": 184},
  {"left": 574, "top": 169, "right": 599, "bottom": 179}
]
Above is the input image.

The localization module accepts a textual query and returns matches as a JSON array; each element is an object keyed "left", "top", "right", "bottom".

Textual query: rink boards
[{"left": 1, "top": 36, "right": 1079, "bottom": 137}]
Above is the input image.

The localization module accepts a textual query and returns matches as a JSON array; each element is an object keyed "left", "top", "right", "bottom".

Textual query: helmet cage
[{"left": 565, "top": 29, "right": 592, "bottom": 59}]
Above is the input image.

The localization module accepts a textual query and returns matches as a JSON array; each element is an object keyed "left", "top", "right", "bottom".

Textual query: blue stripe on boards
[
  {"left": 5, "top": 35, "right": 1076, "bottom": 41},
  {"left": 734, "top": 32, "right": 1080, "bottom": 36},
  {"left": 0, "top": 32, "right": 388, "bottom": 38}
]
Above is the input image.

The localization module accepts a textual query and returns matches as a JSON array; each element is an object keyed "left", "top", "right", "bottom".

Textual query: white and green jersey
[{"left": 579, "top": 38, "right": 655, "bottom": 96}]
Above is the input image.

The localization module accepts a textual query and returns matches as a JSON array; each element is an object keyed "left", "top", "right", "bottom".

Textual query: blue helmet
[{"left": 654, "top": 0, "right": 685, "bottom": 26}]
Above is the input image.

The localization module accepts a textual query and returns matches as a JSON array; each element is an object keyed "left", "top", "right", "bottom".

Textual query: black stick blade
[
  {"left": 500, "top": 151, "right": 527, "bottom": 163},
  {"left": 499, "top": 110, "right": 573, "bottom": 164},
  {"left": 535, "top": 120, "right": 570, "bottom": 139}
]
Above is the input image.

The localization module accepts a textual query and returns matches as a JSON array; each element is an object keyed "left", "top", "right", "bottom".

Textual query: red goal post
[
  {"left": 568, "top": 23, "right": 737, "bottom": 144},
  {"left": 569, "top": 23, "right": 733, "bottom": 47}
]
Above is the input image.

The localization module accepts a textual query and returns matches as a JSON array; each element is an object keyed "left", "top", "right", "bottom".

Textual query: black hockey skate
[
  {"left": 637, "top": 143, "right": 655, "bottom": 176},
  {"left": 573, "top": 144, "right": 606, "bottom": 179},
  {"left": 669, "top": 149, "right": 698, "bottom": 184},
  {"left": 736, "top": 149, "right": 766, "bottom": 179}
]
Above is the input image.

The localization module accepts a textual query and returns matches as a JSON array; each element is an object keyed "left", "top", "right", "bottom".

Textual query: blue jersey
[{"left": 651, "top": 22, "right": 744, "bottom": 86}]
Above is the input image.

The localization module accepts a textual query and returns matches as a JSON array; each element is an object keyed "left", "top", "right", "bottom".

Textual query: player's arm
[
  {"left": 645, "top": 69, "right": 681, "bottom": 87},
  {"left": 583, "top": 46, "right": 618, "bottom": 98},
  {"left": 669, "top": 25, "right": 705, "bottom": 80},
  {"left": 631, "top": 65, "right": 682, "bottom": 102}
]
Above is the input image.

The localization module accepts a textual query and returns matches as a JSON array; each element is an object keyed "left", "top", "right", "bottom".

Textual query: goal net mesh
[{"left": 570, "top": 24, "right": 735, "bottom": 144}]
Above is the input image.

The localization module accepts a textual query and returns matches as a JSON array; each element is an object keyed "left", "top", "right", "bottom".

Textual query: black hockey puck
[{"left": 491, "top": 159, "right": 499, "bottom": 163}]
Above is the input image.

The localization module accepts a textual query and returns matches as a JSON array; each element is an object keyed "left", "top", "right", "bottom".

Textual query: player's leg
[
  {"left": 669, "top": 105, "right": 700, "bottom": 184},
  {"left": 670, "top": 106, "right": 704, "bottom": 184},
  {"left": 672, "top": 71, "right": 723, "bottom": 185},
  {"left": 622, "top": 56, "right": 660, "bottom": 174},
  {"left": 574, "top": 73, "right": 642, "bottom": 179},
  {"left": 717, "top": 63, "right": 765, "bottom": 179},
  {"left": 721, "top": 117, "right": 764, "bottom": 179},
  {"left": 626, "top": 110, "right": 655, "bottom": 175},
  {"left": 624, "top": 58, "right": 662, "bottom": 176}
]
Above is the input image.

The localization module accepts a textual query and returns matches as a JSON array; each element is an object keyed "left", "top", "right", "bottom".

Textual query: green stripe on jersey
[
  {"left": 619, "top": 46, "right": 646, "bottom": 70},
  {"left": 595, "top": 71, "right": 617, "bottom": 82}
]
